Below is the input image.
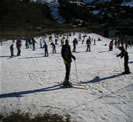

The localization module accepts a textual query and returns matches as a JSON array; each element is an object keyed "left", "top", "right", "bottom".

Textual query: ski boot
[
  {"left": 122, "top": 71, "right": 131, "bottom": 74},
  {"left": 63, "top": 81, "right": 72, "bottom": 87}
]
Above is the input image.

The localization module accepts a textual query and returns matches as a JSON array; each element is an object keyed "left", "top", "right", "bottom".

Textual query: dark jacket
[
  {"left": 10, "top": 44, "right": 14, "bottom": 51},
  {"left": 51, "top": 42, "right": 55, "bottom": 49},
  {"left": 86, "top": 39, "right": 91, "bottom": 45},
  {"left": 61, "top": 44, "right": 75, "bottom": 63},
  {"left": 117, "top": 48, "right": 128, "bottom": 61},
  {"left": 73, "top": 38, "right": 78, "bottom": 45},
  {"left": 16, "top": 40, "right": 22, "bottom": 48},
  {"left": 43, "top": 43, "right": 48, "bottom": 51}
]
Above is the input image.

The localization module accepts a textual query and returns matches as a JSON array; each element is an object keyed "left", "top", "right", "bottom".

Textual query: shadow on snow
[
  {"left": 0, "top": 84, "right": 63, "bottom": 98},
  {"left": 0, "top": 56, "right": 10, "bottom": 58},
  {"left": 81, "top": 73, "right": 122, "bottom": 84},
  {"left": 20, "top": 56, "right": 47, "bottom": 59},
  {"left": 129, "top": 61, "right": 133, "bottom": 64},
  {"left": 0, "top": 73, "right": 124, "bottom": 98}
]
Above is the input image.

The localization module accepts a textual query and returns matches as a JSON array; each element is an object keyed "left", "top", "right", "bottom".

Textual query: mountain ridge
[{"left": 0, "top": 0, "right": 133, "bottom": 39}]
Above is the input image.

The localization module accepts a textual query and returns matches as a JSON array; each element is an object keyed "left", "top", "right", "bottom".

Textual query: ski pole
[
  {"left": 118, "top": 57, "right": 122, "bottom": 72},
  {"left": 74, "top": 60, "right": 79, "bottom": 83},
  {"left": 115, "top": 50, "right": 122, "bottom": 73},
  {"left": 120, "top": 58, "right": 125, "bottom": 72}
]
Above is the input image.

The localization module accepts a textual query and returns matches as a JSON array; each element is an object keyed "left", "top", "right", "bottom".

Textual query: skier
[
  {"left": 51, "top": 42, "right": 56, "bottom": 53},
  {"left": 94, "top": 39, "right": 96, "bottom": 45},
  {"left": 55, "top": 38, "right": 58, "bottom": 45},
  {"left": 16, "top": 39, "right": 22, "bottom": 56},
  {"left": 86, "top": 37, "right": 91, "bottom": 52},
  {"left": 61, "top": 39, "right": 76, "bottom": 87},
  {"left": 10, "top": 43, "right": 14, "bottom": 57},
  {"left": 78, "top": 33, "right": 81, "bottom": 41},
  {"left": 49, "top": 35, "right": 52, "bottom": 42},
  {"left": 83, "top": 34, "right": 86, "bottom": 41},
  {"left": 114, "top": 40, "right": 118, "bottom": 48},
  {"left": 73, "top": 38, "right": 78, "bottom": 52},
  {"left": 109, "top": 40, "right": 113, "bottom": 51},
  {"left": 98, "top": 38, "right": 101, "bottom": 41},
  {"left": 43, "top": 42, "right": 48, "bottom": 57},
  {"left": 57, "top": 37, "right": 60, "bottom": 45},
  {"left": 25, "top": 39, "right": 29, "bottom": 49},
  {"left": 32, "top": 38, "right": 36, "bottom": 51},
  {"left": 61, "top": 37, "right": 65, "bottom": 46},
  {"left": 28, "top": 39, "right": 32, "bottom": 48},
  {"left": 117, "top": 46, "right": 131, "bottom": 74},
  {"left": 40, "top": 39, "right": 43, "bottom": 48}
]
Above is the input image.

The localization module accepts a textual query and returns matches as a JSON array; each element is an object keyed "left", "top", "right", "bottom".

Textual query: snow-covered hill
[{"left": 0, "top": 33, "right": 133, "bottom": 122}]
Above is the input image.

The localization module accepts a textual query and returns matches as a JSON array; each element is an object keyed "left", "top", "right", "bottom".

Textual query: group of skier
[
  {"left": 61, "top": 35, "right": 131, "bottom": 87},
  {"left": 9, "top": 33, "right": 131, "bottom": 88},
  {"left": 72, "top": 35, "right": 97, "bottom": 53},
  {"left": 10, "top": 39, "right": 22, "bottom": 57}
]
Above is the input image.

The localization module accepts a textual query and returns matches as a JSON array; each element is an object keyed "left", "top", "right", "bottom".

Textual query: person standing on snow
[
  {"left": 25, "top": 39, "right": 29, "bottom": 49},
  {"left": 55, "top": 39, "right": 58, "bottom": 45},
  {"left": 61, "top": 37, "right": 65, "bottom": 46},
  {"left": 114, "top": 40, "right": 118, "bottom": 48},
  {"left": 61, "top": 39, "right": 76, "bottom": 87},
  {"left": 43, "top": 42, "right": 48, "bottom": 57},
  {"left": 117, "top": 46, "right": 131, "bottom": 74},
  {"left": 10, "top": 43, "right": 14, "bottom": 57},
  {"left": 32, "top": 38, "right": 36, "bottom": 51},
  {"left": 73, "top": 38, "right": 78, "bottom": 52},
  {"left": 86, "top": 37, "right": 91, "bottom": 52},
  {"left": 94, "top": 39, "right": 96, "bottom": 45},
  {"left": 109, "top": 40, "right": 113, "bottom": 51},
  {"left": 16, "top": 39, "right": 22, "bottom": 56},
  {"left": 40, "top": 39, "right": 43, "bottom": 48},
  {"left": 78, "top": 33, "right": 81, "bottom": 41},
  {"left": 51, "top": 42, "right": 56, "bottom": 53},
  {"left": 49, "top": 35, "right": 52, "bottom": 42}
]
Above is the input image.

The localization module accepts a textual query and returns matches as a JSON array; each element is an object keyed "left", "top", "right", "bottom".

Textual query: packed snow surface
[{"left": 0, "top": 33, "right": 133, "bottom": 122}]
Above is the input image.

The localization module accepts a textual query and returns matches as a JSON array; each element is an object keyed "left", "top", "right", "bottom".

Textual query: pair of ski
[{"left": 57, "top": 82, "right": 88, "bottom": 90}]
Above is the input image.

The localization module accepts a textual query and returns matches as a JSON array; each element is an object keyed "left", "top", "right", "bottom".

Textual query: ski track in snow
[{"left": 0, "top": 33, "right": 133, "bottom": 122}]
